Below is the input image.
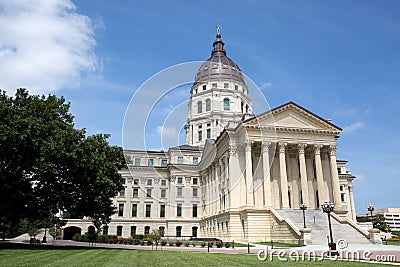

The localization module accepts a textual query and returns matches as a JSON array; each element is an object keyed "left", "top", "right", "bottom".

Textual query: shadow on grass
[{"left": 0, "top": 242, "right": 128, "bottom": 251}]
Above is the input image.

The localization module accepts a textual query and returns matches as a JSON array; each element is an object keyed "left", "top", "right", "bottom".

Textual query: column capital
[
  {"left": 328, "top": 145, "right": 337, "bottom": 156},
  {"left": 228, "top": 144, "right": 237, "bottom": 156},
  {"left": 278, "top": 142, "right": 287, "bottom": 153},
  {"left": 298, "top": 143, "right": 307, "bottom": 154},
  {"left": 314, "top": 144, "right": 323, "bottom": 155},
  {"left": 245, "top": 140, "right": 253, "bottom": 151},
  {"left": 262, "top": 141, "right": 271, "bottom": 153},
  {"left": 127, "top": 177, "right": 133, "bottom": 183}
]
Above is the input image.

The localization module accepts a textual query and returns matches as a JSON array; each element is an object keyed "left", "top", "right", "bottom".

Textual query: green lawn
[
  {"left": 386, "top": 240, "right": 400, "bottom": 246},
  {"left": 0, "top": 242, "right": 383, "bottom": 267}
]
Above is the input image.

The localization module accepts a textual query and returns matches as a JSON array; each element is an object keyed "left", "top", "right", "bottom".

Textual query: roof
[{"left": 170, "top": 144, "right": 203, "bottom": 151}]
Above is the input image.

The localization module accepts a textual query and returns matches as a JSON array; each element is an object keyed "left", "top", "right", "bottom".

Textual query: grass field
[
  {"left": 255, "top": 241, "right": 304, "bottom": 248},
  {"left": 0, "top": 242, "right": 384, "bottom": 267}
]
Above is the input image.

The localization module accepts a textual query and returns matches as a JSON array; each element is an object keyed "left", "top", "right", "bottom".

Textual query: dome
[{"left": 194, "top": 34, "right": 245, "bottom": 84}]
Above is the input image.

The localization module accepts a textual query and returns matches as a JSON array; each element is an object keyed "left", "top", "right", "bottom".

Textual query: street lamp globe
[{"left": 321, "top": 202, "right": 335, "bottom": 214}]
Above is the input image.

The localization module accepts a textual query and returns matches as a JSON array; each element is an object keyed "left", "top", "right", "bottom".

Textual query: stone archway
[{"left": 63, "top": 226, "right": 81, "bottom": 240}]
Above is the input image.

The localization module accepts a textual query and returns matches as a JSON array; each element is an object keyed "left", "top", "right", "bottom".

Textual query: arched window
[
  {"left": 197, "top": 101, "right": 202, "bottom": 113},
  {"left": 206, "top": 99, "right": 211, "bottom": 111},
  {"left": 223, "top": 98, "right": 230, "bottom": 111},
  {"left": 192, "top": 226, "right": 198, "bottom": 238}
]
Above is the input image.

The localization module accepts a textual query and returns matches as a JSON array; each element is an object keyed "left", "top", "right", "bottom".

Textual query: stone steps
[{"left": 275, "top": 209, "right": 372, "bottom": 245}]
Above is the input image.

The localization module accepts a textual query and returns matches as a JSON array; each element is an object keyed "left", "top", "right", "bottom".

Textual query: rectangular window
[
  {"left": 224, "top": 83, "right": 229, "bottom": 88},
  {"left": 198, "top": 130, "right": 202, "bottom": 141},
  {"left": 161, "top": 189, "right": 166, "bottom": 198},
  {"left": 177, "top": 177, "right": 183, "bottom": 184},
  {"left": 130, "top": 226, "right": 136, "bottom": 237},
  {"left": 178, "top": 156, "right": 183, "bottom": 164},
  {"left": 202, "top": 85, "right": 206, "bottom": 91},
  {"left": 193, "top": 178, "right": 198, "bottom": 184},
  {"left": 161, "top": 179, "right": 167, "bottom": 186},
  {"left": 116, "top": 226, "right": 122, "bottom": 237},
  {"left": 145, "top": 204, "right": 151, "bottom": 217},
  {"left": 103, "top": 226, "right": 109, "bottom": 235},
  {"left": 160, "top": 204, "right": 165, "bottom": 218},
  {"left": 132, "top": 188, "right": 139, "bottom": 198},
  {"left": 340, "top": 185, "right": 344, "bottom": 191},
  {"left": 212, "top": 83, "right": 217, "bottom": 88},
  {"left": 337, "top": 167, "right": 342, "bottom": 174},
  {"left": 206, "top": 122, "right": 211, "bottom": 127},
  {"left": 146, "top": 189, "right": 152, "bottom": 198},
  {"left": 144, "top": 226, "right": 150, "bottom": 235},
  {"left": 147, "top": 179, "right": 152, "bottom": 186},
  {"left": 235, "top": 85, "right": 238, "bottom": 90},
  {"left": 133, "top": 178, "right": 139, "bottom": 185},
  {"left": 135, "top": 158, "right": 141, "bottom": 166},
  {"left": 132, "top": 204, "right": 137, "bottom": 217},
  {"left": 193, "top": 187, "right": 198, "bottom": 197},
  {"left": 118, "top": 204, "right": 124, "bottom": 217},
  {"left": 119, "top": 188, "right": 125, "bottom": 197},
  {"left": 206, "top": 128, "right": 211, "bottom": 138},
  {"left": 177, "top": 187, "right": 183, "bottom": 197},
  {"left": 177, "top": 203, "right": 182, "bottom": 217},
  {"left": 148, "top": 159, "right": 154, "bottom": 166},
  {"left": 341, "top": 193, "right": 346, "bottom": 202},
  {"left": 193, "top": 204, "right": 198, "bottom": 217},
  {"left": 161, "top": 159, "right": 167, "bottom": 167},
  {"left": 193, "top": 157, "right": 198, "bottom": 165}
]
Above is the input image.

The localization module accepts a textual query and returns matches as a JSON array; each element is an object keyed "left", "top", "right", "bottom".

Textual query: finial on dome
[
  {"left": 216, "top": 24, "right": 222, "bottom": 35},
  {"left": 212, "top": 24, "right": 226, "bottom": 56}
]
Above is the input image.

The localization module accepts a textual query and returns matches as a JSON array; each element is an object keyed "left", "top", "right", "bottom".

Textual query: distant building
[{"left": 65, "top": 31, "right": 374, "bottom": 244}]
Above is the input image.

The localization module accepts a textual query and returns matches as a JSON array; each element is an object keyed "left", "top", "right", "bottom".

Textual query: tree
[
  {"left": 374, "top": 214, "right": 391, "bottom": 233},
  {"left": 0, "top": 89, "right": 126, "bottom": 235}
]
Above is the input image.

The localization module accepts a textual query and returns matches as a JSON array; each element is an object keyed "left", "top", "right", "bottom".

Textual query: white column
[
  {"left": 329, "top": 146, "right": 342, "bottom": 208},
  {"left": 245, "top": 140, "right": 254, "bottom": 206},
  {"left": 349, "top": 185, "right": 356, "bottom": 221},
  {"left": 125, "top": 177, "right": 133, "bottom": 218},
  {"left": 228, "top": 144, "right": 241, "bottom": 208},
  {"left": 314, "top": 145, "right": 328, "bottom": 204},
  {"left": 279, "top": 143, "right": 290, "bottom": 208},
  {"left": 298, "top": 144, "right": 309, "bottom": 207},
  {"left": 262, "top": 142, "right": 272, "bottom": 207},
  {"left": 215, "top": 162, "right": 219, "bottom": 213}
]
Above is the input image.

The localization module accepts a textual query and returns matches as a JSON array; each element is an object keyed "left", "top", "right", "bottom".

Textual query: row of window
[
  {"left": 109, "top": 225, "right": 198, "bottom": 238},
  {"left": 194, "top": 83, "right": 241, "bottom": 94},
  {"left": 128, "top": 158, "right": 168, "bottom": 167},
  {"left": 118, "top": 203, "right": 198, "bottom": 218},
  {"left": 197, "top": 98, "right": 230, "bottom": 113},
  {"left": 124, "top": 177, "right": 198, "bottom": 186},
  {"left": 120, "top": 186, "right": 199, "bottom": 199}
]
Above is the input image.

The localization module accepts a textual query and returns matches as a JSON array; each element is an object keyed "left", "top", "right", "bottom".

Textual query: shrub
[
  {"left": 192, "top": 242, "right": 196, "bottom": 247},
  {"left": 79, "top": 235, "right": 88, "bottom": 242},
  {"left": 184, "top": 241, "right": 189, "bottom": 247},
  {"left": 207, "top": 241, "right": 214, "bottom": 248},
  {"left": 168, "top": 241, "right": 174, "bottom": 246},
  {"left": 175, "top": 240, "right": 182, "bottom": 247},
  {"left": 201, "top": 241, "right": 206, "bottom": 247},
  {"left": 216, "top": 241, "right": 223, "bottom": 248},
  {"left": 140, "top": 240, "right": 145, "bottom": 246},
  {"left": 387, "top": 237, "right": 400, "bottom": 241},
  {"left": 146, "top": 240, "right": 153, "bottom": 246},
  {"left": 72, "top": 233, "right": 81, "bottom": 241},
  {"left": 224, "top": 242, "right": 231, "bottom": 248},
  {"left": 133, "top": 239, "right": 140, "bottom": 245},
  {"left": 160, "top": 240, "right": 167, "bottom": 246}
]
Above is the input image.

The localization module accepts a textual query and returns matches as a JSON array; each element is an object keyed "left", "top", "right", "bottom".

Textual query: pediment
[{"left": 245, "top": 102, "right": 341, "bottom": 133}]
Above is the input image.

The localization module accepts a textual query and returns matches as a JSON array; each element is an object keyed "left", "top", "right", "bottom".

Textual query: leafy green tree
[
  {"left": 374, "top": 214, "right": 391, "bottom": 233},
  {"left": 0, "top": 89, "right": 125, "bottom": 235}
]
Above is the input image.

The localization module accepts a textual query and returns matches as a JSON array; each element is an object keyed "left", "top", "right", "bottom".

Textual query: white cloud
[
  {"left": 157, "top": 125, "right": 179, "bottom": 140},
  {"left": 260, "top": 82, "right": 272, "bottom": 90},
  {"left": 0, "top": 0, "right": 99, "bottom": 94},
  {"left": 342, "top": 122, "right": 365, "bottom": 133}
]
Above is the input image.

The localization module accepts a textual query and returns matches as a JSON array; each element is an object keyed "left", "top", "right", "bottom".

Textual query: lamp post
[
  {"left": 300, "top": 203, "right": 307, "bottom": 228},
  {"left": 321, "top": 202, "right": 337, "bottom": 255},
  {"left": 367, "top": 204, "right": 374, "bottom": 228}
]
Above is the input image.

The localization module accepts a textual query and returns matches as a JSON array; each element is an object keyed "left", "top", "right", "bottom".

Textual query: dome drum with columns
[{"left": 65, "top": 29, "right": 377, "bottom": 245}]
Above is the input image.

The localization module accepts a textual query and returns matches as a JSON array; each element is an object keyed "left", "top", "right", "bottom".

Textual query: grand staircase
[{"left": 275, "top": 209, "right": 372, "bottom": 245}]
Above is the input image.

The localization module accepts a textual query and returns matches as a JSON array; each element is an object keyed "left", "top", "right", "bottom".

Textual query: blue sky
[{"left": 0, "top": 0, "right": 399, "bottom": 214}]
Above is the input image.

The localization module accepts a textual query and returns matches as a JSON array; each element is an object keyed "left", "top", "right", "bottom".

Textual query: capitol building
[{"left": 66, "top": 32, "right": 378, "bottom": 245}]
